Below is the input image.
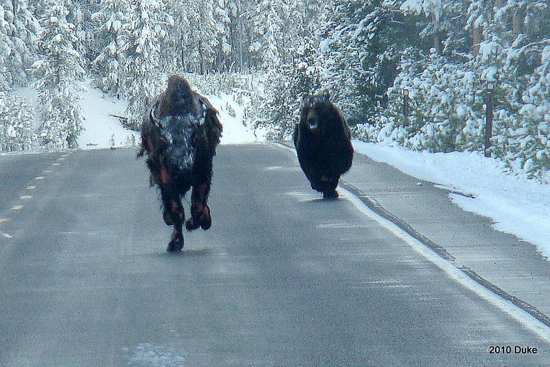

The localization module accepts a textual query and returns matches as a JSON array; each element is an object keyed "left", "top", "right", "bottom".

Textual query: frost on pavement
[{"left": 126, "top": 343, "right": 186, "bottom": 367}]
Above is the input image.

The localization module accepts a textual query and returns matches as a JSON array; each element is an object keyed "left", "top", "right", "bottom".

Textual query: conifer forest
[{"left": 1, "top": 0, "right": 550, "bottom": 179}]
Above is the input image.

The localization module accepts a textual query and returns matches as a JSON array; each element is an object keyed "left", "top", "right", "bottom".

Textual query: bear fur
[{"left": 293, "top": 94, "right": 353, "bottom": 199}]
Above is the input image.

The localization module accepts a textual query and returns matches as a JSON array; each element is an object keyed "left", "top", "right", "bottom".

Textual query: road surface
[{"left": 0, "top": 144, "right": 549, "bottom": 366}]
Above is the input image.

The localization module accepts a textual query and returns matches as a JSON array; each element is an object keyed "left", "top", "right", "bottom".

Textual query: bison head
[{"left": 157, "top": 75, "right": 199, "bottom": 118}]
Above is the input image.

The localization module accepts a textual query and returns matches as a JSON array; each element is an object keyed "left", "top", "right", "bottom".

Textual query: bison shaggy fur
[{"left": 138, "top": 75, "right": 222, "bottom": 252}]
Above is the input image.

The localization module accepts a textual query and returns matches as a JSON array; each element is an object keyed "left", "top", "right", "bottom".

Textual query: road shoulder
[{"left": 341, "top": 151, "right": 550, "bottom": 328}]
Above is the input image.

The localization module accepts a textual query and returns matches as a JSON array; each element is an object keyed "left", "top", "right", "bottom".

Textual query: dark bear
[
  {"left": 138, "top": 75, "right": 222, "bottom": 252},
  {"left": 293, "top": 94, "right": 353, "bottom": 199}
]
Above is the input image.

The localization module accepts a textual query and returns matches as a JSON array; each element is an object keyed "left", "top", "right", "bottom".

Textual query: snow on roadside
[
  {"left": 353, "top": 141, "right": 550, "bottom": 259},
  {"left": 15, "top": 80, "right": 264, "bottom": 150},
  {"left": 77, "top": 80, "right": 139, "bottom": 150},
  {"left": 203, "top": 93, "right": 266, "bottom": 144},
  {"left": 78, "top": 82, "right": 265, "bottom": 147}
]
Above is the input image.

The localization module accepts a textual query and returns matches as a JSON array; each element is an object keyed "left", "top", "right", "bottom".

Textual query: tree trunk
[
  {"left": 432, "top": 12, "right": 442, "bottom": 55},
  {"left": 198, "top": 43, "right": 205, "bottom": 75},
  {"left": 512, "top": 7, "right": 523, "bottom": 40},
  {"left": 472, "top": 21, "right": 482, "bottom": 57}
]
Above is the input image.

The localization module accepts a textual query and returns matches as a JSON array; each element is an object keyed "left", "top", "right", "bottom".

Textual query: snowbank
[
  {"left": 203, "top": 93, "right": 265, "bottom": 145},
  {"left": 15, "top": 79, "right": 265, "bottom": 150},
  {"left": 353, "top": 141, "right": 550, "bottom": 259},
  {"left": 77, "top": 80, "right": 139, "bottom": 149}
]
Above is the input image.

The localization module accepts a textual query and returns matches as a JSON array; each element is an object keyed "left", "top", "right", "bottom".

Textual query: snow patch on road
[{"left": 126, "top": 343, "right": 186, "bottom": 367}]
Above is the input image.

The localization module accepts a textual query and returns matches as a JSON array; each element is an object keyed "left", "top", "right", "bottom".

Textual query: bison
[
  {"left": 138, "top": 75, "right": 222, "bottom": 252},
  {"left": 293, "top": 94, "right": 353, "bottom": 199}
]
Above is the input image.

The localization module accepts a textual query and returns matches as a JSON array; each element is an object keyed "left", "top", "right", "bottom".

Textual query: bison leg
[
  {"left": 166, "top": 200, "right": 184, "bottom": 252},
  {"left": 167, "top": 220, "right": 184, "bottom": 252},
  {"left": 160, "top": 187, "right": 185, "bottom": 252},
  {"left": 186, "top": 183, "right": 212, "bottom": 231}
]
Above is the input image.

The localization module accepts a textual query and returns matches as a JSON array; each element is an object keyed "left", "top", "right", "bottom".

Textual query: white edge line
[
  {"left": 339, "top": 187, "right": 550, "bottom": 343},
  {"left": 275, "top": 141, "right": 550, "bottom": 341}
]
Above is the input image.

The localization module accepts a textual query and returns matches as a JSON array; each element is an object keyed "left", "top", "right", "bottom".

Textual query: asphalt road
[{"left": 0, "top": 144, "right": 549, "bottom": 366}]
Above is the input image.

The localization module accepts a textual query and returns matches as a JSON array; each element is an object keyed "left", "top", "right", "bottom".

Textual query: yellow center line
[{"left": 4, "top": 156, "right": 71, "bottom": 227}]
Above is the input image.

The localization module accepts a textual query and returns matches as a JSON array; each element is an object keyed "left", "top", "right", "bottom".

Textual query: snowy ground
[
  {"left": 75, "top": 80, "right": 263, "bottom": 149},
  {"left": 11, "top": 81, "right": 550, "bottom": 260},
  {"left": 353, "top": 142, "right": 550, "bottom": 260},
  {"left": 77, "top": 80, "right": 139, "bottom": 149},
  {"left": 204, "top": 93, "right": 266, "bottom": 145}
]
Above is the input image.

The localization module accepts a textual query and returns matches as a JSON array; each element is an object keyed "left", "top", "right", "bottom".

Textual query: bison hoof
[
  {"left": 186, "top": 206, "right": 212, "bottom": 231},
  {"left": 200, "top": 216, "right": 212, "bottom": 230},
  {"left": 167, "top": 233, "right": 184, "bottom": 252},
  {"left": 185, "top": 218, "right": 200, "bottom": 231},
  {"left": 185, "top": 217, "right": 211, "bottom": 231}
]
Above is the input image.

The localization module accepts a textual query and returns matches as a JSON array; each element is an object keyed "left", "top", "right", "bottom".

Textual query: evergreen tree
[
  {"left": 400, "top": 0, "right": 470, "bottom": 57},
  {"left": 213, "top": 0, "right": 233, "bottom": 72},
  {"left": 0, "top": 0, "right": 39, "bottom": 86},
  {"left": 34, "top": 0, "right": 85, "bottom": 149},
  {"left": 122, "top": 0, "right": 173, "bottom": 126},
  {"left": 365, "top": 50, "right": 486, "bottom": 153},
  {"left": 246, "top": 0, "right": 290, "bottom": 68},
  {"left": 0, "top": 91, "right": 35, "bottom": 151},
  {"left": 318, "top": 0, "right": 419, "bottom": 123},
  {"left": 256, "top": 36, "right": 322, "bottom": 139},
  {"left": 91, "top": 0, "right": 132, "bottom": 96}
]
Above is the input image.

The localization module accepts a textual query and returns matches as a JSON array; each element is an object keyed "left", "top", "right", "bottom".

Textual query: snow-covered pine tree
[
  {"left": 0, "top": 91, "right": 36, "bottom": 151},
  {"left": 168, "top": 0, "right": 218, "bottom": 75},
  {"left": 122, "top": 0, "right": 173, "bottom": 127},
  {"left": 367, "top": 49, "right": 486, "bottom": 152},
  {"left": 0, "top": 1, "right": 37, "bottom": 152},
  {"left": 256, "top": 36, "right": 323, "bottom": 140},
  {"left": 91, "top": 0, "right": 132, "bottom": 97},
  {"left": 359, "top": 1, "right": 511, "bottom": 154},
  {"left": 250, "top": 0, "right": 328, "bottom": 139},
  {"left": 356, "top": 0, "right": 550, "bottom": 179},
  {"left": 318, "top": 0, "right": 417, "bottom": 124},
  {"left": 514, "top": 46, "right": 550, "bottom": 179},
  {"left": 213, "top": 0, "right": 232, "bottom": 72},
  {"left": 33, "top": 0, "right": 86, "bottom": 149},
  {"left": 246, "top": 0, "right": 289, "bottom": 69},
  {"left": 226, "top": 0, "right": 247, "bottom": 72},
  {"left": 0, "top": 0, "right": 39, "bottom": 86},
  {"left": 486, "top": 1, "right": 550, "bottom": 179},
  {"left": 399, "top": 0, "right": 470, "bottom": 57}
]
